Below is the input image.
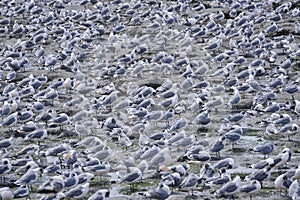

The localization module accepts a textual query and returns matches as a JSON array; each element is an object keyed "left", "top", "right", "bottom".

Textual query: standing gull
[
  {"left": 117, "top": 167, "right": 142, "bottom": 189},
  {"left": 250, "top": 141, "right": 275, "bottom": 158},
  {"left": 274, "top": 173, "right": 292, "bottom": 195},
  {"left": 271, "top": 148, "right": 291, "bottom": 168},
  {"left": 239, "top": 180, "right": 261, "bottom": 200},
  {"left": 215, "top": 175, "right": 241, "bottom": 198},
  {"left": 179, "top": 173, "right": 201, "bottom": 196},
  {"left": 228, "top": 87, "right": 241, "bottom": 109}
]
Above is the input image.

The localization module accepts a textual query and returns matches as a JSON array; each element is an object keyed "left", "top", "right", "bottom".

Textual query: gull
[
  {"left": 45, "top": 143, "right": 72, "bottom": 164},
  {"left": 251, "top": 158, "right": 274, "bottom": 169},
  {"left": 169, "top": 117, "right": 188, "bottom": 132},
  {"left": 186, "top": 150, "right": 211, "bottom": 163},
  {"left": 161, "top": 172, "right": 182, "bottom": 187},
  {"left": 289, "top": 179, "right": 300, "bottom": 199},
  {"left": 149, "top": 147, "right": 171, "bottom": 168},
  {"left": 83, "top": 161, "right": 111, "bottom": 178},
  {"left": 31, "top": 101, "right": 44, "bottom": 113},
  {"left": 224, "top": 130, "right": 241, "bottom": 150},
  {"left": 172, "top": 135, "right": 196, "bottom": 148},
  {"left": 11, "top": 155, "right": 34, "bottom": 167},
  {"left": 157, "top": 89, "right": 177, "bottom": 99},
  {"left": 64, "top": 172, "right": 79, "bottom": 189},
  {"left": 49, "top": 113, "right": 70, "bottom": 130},
  {"left": 149, "top": 129, "right": 170, "bottom": 140},
  {"left": 139, "top": 145, "right": 160, "bottom": 159},
  {"left": 0, "top": 136, "right": 14, "bottom": 149},
  {"left": 264, "top": 101, "right": 281, "bottom": 113},
  {"left": 0, "top": 112, "right": 18, "bottom": 131},
  {"left": 118, "top": 167, "right": 142, "bottom": 188},
  {"left": 112, "top": 99, "right": 132, "bottom": 111},
  {"left": 266, "top": 22, "right": 278, "bottom": 34},
  {"left": 118, "top": 131, "right": 133, "bottom": 150},
  {"left": 0, "top": 187, "right": 13, "bottom": 200},
  {"left": 15, "top": 144, "right": 39, "bottom": 157},
  {"left": 75, "top": 136, "right": 104, "bottom": 147},
  {"left": 239, "top": 180, "right": 261, "bottom": 200},
  {"left": 203, "top": 37, "right": 222, "bottom": 53},
  {"left": 273, "top": 114, "right": 292, "bottom": 126},
  {"left": 37, "top": 175, "right": 65, "bottom": 194},
  {"left": 289, "top": 166, "right": 300, "bottom": 180},
  {"left": 271, "top": 148, "right": 291, "bottom": 168},
  {"left": 0, "top": 158, "right": 12, "bottom": 177},
  {"left": 245, "top": 166, "right": 272, "bottom": 188},
  {"left": 142, "top": 183, "right": 171, "bottom": 200},
  {"left": 200, "top": 163, "right": 215, "bottom": 180},
  {"left": 18, "top": 108, "right": 34, "bottom": 123},
  {"left": 228, "top": 87, "right": 241, "bottom": 109},
  {"left": 268, "top": 74, "right": 286, "bottom": 89},
  {"left": 179, "top": 173, "right": 201, "bottom": 196},
  {"left": 275, "top": 173, "right": 292, "bottom": 194},
  {"left": 160, "top": 163, "right": 190, "bottom": 177},
  {"left": 279, "top": 123, "right": 299, "bottom": 141},
  {"left": 157, "top": 79, "right": 173, "bottom": 94},
  {"left": 15, "top": 160, "right": 39, "bottom": 175},
  {"left": 224, "top": 111, "right": 247, "bottom": 123},
  {"left": 15, "top": 167, "right": 40, "bottom": 187},
  {"left": 203, "top": 96, "right": 224, "bottom": 111},
  {"left": 208, "top": 136, "right": 226, "bottom": 158},
  {"left": 167, "top": 130, "right": 186, "bottom": 144},
  {"left": 88, "top": 189, "right": 110, "bottom": 200},
  {"left": 43, "top": 164, "right": 62, "bottom": 175},
  {"left": 13, "top": 185, "right": 29, "bottom": 199},
  {"left": 89, "top": 146, "right": 112, "bottom": 161},
  {"left": 179, "top": 75, "right": 194, "bottom": 90},
  {"left": 137, "top": 160, "right": 149, "bottom": 178},
  {"left": 24, "top": 129, "right": 47, "bottom": 143},
  {"left": 65, "top": 183, "right": 90, "bottom": 199},
  {"left": 215, "top": 175, "right": 241, "bottom": 198},
  {"left": 250, "top": 141, "right": 275, "bottom": 158},
  {"left": 0, "top": 101, "right": 12, "bottom": 118},
  {"left": 213, "top": 158, "right": 235, "bottom": 170},
  {"left": 77, "top": 172, "right": 94, "bottom": 185},
  {"left": 246, "top": 73, "right": 266, "bottom": 91},
  {"left": 145, "top": 110, "right": 163, "bottom": 124},
  {"left": 208, "top": 168, "right": 231, "bottom": 188}
]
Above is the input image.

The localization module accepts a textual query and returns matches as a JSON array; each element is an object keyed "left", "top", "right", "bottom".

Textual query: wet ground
[{"left": 0, "top": 0, "right": 300, "bottom": 199}]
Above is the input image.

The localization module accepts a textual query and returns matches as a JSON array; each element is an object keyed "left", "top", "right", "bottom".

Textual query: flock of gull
[{"left": 0, "top": 0, "right": 300, "bottom": 199}]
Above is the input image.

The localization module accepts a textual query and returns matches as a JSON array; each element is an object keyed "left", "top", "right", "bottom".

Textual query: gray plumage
[
  {"left": 65, "top": 183, "right": 89, "bottom": 199},
  {"left": 192, "top": 110, "right": 211, "bottom": 125},
  {"left": 144, "top": 183, "right": 171, "bottom": 200},
  {"left": 179, "top": 173, "right": 201, "bottom": 190},
  {"left": 169, "top": 117, "right": 188, "bottom": 131},
  {"left": 251, "top": 142, "right": 275, "bottom": 158},
  {"left": 88, "top": 189, "right": 109, "bottom": 200},
  {"left": 215, "top": 176, "right": 241, "bottom": 196},
  {"left": 213, "top": 158, "right": 235, "bottom": 169},
  {"left": 210, "top": 168, "right": 231, "bottom": 186},
  {"left": 15, "top": 168, "right": 40, "bottom": 185},
  {"left": 118, "top": 167, "right": 142, "bottom": 183},
  {"left": 289, "top": 180, "right": 300, "bottom": 199},
  {"left": 239, "top": 180, "right": 261, "bottom": 194},
  {"left": 246, "top": 167, "right": 271, "bottom": 183},
  {"left": 251, "top": 158, "right": 274, "bottom": 169},
  {"left": 13, "top": 185, "right": 29, "bottom": 198}
]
